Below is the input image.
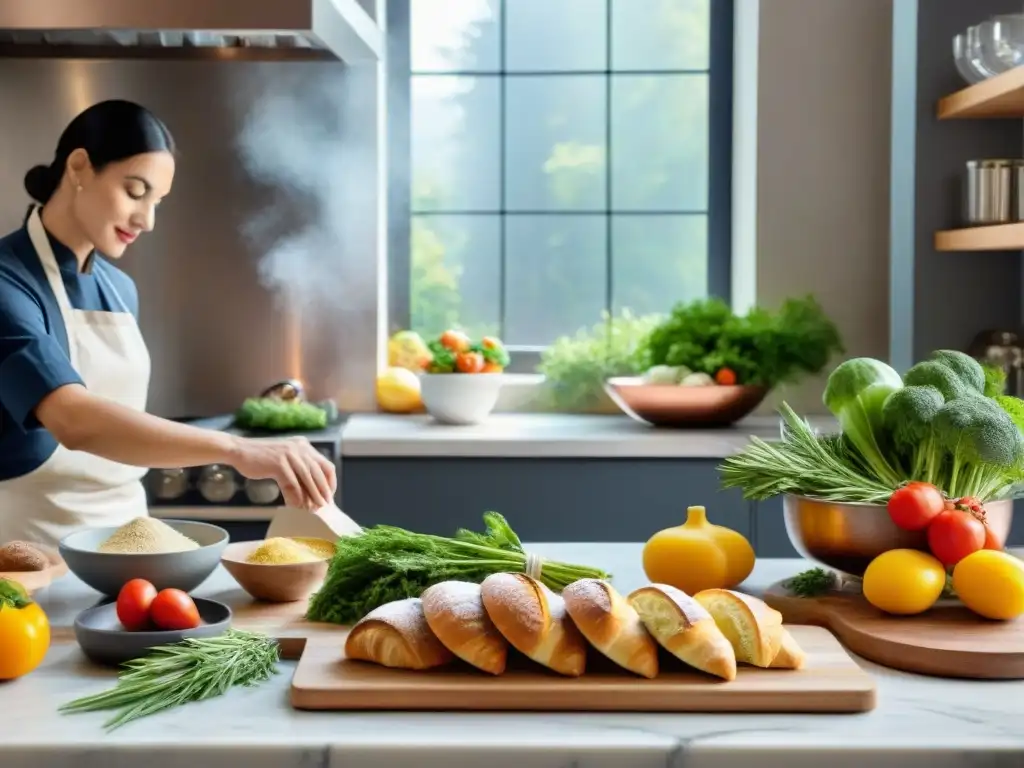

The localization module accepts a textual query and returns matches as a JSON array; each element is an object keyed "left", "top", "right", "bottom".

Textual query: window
[{"left": 388, "top": 0, "right": 733, "bottom": 372}]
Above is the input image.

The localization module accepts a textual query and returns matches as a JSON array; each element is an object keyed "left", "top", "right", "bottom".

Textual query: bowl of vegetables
[
  {"left": 605, "top": 371, "right": 769, "bottom": 428},
  {"left": 604, "top": 296, "right": 844, "bottom": 428},
  {"left": 419, "top": 330, "right": 511, "bottom": 425},
  {"left": 720, "top": 350, "right": 1024, "bottom": 576}
]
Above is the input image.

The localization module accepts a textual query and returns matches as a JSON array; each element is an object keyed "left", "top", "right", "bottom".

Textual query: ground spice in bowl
[
  {"left": 98, "top": 517, "right": 200, "bottom": 555},
  {"left": 245, "top": 537, "right": 326, "bottom": 565}
]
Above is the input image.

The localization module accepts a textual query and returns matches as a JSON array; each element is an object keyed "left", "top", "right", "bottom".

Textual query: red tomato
[
  {"left": 927, "top": 508, "right": 985, "bottom": 567},
  {"left": 481, "top": 362, "right": 503, "bottom": 373},
  {"left": 455, "top": 351, "right": 485, "bottom": 373},
  {"left": 149, "top": 589, "right": 201, "bottom": 631},
  {"left": 983, "top": 524, "right": 1003, "bottom": 551},
  {"left": 886, "top": 482, "right": 946, "bottom": 531},
  {"left": 116, "top": 579, "right": 157, "bottom": 631},
  {"left": 714, "top": 368, "right": 737, "bottom": 386},
  {"left": 439, "top": 330, "right": 470, "bottom": 353}
]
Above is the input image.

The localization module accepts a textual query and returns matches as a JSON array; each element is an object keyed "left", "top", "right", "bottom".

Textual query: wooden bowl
[
  {"left": 604, "top": 377, "right": 769, "bottom": 427},
  {"left": 221, "top": 540, "right": 330, "bottom": 603}
]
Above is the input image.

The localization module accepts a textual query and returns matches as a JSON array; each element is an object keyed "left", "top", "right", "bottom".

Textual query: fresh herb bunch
[
  {"left": 234, "top": 397, "right": 328, "bottom": 431},
  {"left": 720, "top": 403, "right": 895, "bottom": 503},
  {"left": 59, "top": 630, "right": 280, "bottom": 731},
  {"left": 638, "top": 295, "right": 844, "bottom": 388},
  {"left": 305, "top": 512, "right": 611, "bottom": 625},
  {"left": 537, "top": 310, "right": 663, "bottom": 411}
]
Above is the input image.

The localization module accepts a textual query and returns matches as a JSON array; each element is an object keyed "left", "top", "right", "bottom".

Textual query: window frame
[{"left": 386, "top": 0, "right": 734, "bottom": 374}]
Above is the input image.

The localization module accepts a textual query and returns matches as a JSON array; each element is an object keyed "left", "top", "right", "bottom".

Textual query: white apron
[{"left": 0, "top": 207, "right": 151, "bottom": 547}]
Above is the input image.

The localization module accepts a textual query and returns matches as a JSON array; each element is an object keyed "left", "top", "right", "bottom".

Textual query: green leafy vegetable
[
  {"left": 537, "top": 310, "right": 663, "bottom": 411},
  {"left": 784, "top": 568, "right": 838, "bottom": 597},
  {"left": 995, "top": 394, "right": 1024, "bottom": 432},
  {"left": 234, "top": 398, "right": 328, "bottom": 431},
  {"left": 638, "top": 295, "right": 843, "bottom": 388},
  {"left": 881, "top": 384, "right": 946, "bottom": 483},
  {"left": 58, "top": 630, "right": 280, "bottom": 731},
  {"left": 305, "top": 512, "right": 611, "bottom": 625},
  {"left": 929, "top": 349, "right": 986, "bottom": 394},
  {"left": 983, "top": 363, "right": 1008, "bottom": 397},
  {"left": 822, "top": 357, "right": 904, "bottom": 487}
]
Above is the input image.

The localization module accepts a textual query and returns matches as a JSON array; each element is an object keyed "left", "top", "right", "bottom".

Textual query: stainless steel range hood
[{"left": 0, "top": 0, "right": 383, "bottom": 62}]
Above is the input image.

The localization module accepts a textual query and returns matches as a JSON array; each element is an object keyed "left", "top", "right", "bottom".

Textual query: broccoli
[
  {"left": 823, "top": 357, "right": 904, "bottom": 487},
  {"left": 927, "top": 349, "right": 986, "bottom": 394},
  {"left": 903, "top": 360, "right": 973, "bottom": 401},
  {"left": 930, "top": 395, "right": 1024, "bottom": 499},
  {"left": 881, "top": 385, "right": 944, "bottom": 481}
]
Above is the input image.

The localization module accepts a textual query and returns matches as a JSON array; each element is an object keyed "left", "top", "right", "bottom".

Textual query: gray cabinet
[{"left": 340, "top": 457, "right": 753, "bottom": 545}]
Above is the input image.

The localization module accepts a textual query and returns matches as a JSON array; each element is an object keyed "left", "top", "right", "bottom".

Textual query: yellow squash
[{"left": 641, "top": 505, "right": 756, "bottom": 594}]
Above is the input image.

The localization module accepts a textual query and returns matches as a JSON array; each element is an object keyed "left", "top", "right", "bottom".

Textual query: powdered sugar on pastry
[
  {"left": 562, "top": 578, "right": 614, "bottom": 614},
  {"left": 359, "top": 597, "right": 430, "bottom": 635},
  {"left": 480, "top": 572, "right": 546, "bottom": 636},
  {"left": 421, "top": 581, "right": 488, "bottom": 623}
]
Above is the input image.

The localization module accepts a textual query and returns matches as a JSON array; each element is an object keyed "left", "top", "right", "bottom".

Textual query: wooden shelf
[
  {"left": 935, "top": 222, "right": 1024, "bottom": 251},
  {"left": 937, "top": 66, "right": 1024, "bottom": 119}
]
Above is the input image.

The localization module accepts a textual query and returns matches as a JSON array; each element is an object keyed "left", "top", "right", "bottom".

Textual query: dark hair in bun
[{"left": 24, "top": 99, "right": 175, "bottom": 205}]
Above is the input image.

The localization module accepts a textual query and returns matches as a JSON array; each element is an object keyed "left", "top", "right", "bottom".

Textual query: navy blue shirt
[{"left": 0, "top": 222, "right": 139, "bottom": 481}]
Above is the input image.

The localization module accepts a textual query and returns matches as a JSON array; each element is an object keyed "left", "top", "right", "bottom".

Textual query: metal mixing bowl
[
  {"left": 782, "top": 494, "right": 1013, "bottom": 577},
  {"left": 604, "top": 378, "right": 768, "bottom": 427}
]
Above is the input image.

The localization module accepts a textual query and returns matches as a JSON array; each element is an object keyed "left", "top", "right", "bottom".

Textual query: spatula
[{"left": 266, "top": 504, "right": 363, "bottom": 542}]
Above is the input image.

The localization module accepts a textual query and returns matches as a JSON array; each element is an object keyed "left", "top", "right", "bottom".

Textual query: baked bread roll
[
  {"left": 769, "top": 627, "right": 806, "bottom": 670},
  {"left": 562, "top": 578, "right": 658, "bottom": 679},
  {"left": 421, "top": 580, "right": 509, "bottom": 675},
  {"left": 344, "top": 597, "right": 455, "bottom": 670},
  {"left": 480, "top": 572, "right": 587, "bottom": 677},
  {"left": 694, "top": 588, "right": 783, "bottom": 668},
  {"left": 627, "top": 583, "right": 737, "bottom": 682}
]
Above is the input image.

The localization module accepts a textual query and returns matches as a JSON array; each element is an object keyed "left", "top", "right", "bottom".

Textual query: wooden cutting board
[
  {"left": 289, "top": 624, "right": 876, "bottom": 713},
  {"left": 763, "top": 579, "right": 1024, "bottom": 679}
]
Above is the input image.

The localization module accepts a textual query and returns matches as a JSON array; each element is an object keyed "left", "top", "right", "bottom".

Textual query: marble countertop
[
  {"left": 339, "top": 413, "right": 840, "bottom": 458},
  {"left": 4, "top": 543, "right": 1023, "bottom": 767}
]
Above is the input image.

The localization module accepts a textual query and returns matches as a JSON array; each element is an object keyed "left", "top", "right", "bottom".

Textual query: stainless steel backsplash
[{"left": 0, "top": 58, "right": 384, "bottom": 418}]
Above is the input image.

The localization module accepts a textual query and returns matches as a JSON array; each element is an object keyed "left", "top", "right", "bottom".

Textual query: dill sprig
[
  {"left": 784, "top": 567, "right": 839, "bottom": 597},
  {"left": 58, "top": 629, "right": 280, "bottom": 731},
  {"left": 719, "top": 402, "right": 895, "bottom": 503},
  {"left": 305, "top": 511, "right": 611, "bottom": 625}
]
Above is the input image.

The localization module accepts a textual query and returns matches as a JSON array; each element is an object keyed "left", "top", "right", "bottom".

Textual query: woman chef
[{"left": 0, "top": 99, "right": 336, "bottom": 547}]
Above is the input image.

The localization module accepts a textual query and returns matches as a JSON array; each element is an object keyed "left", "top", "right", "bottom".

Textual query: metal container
[
  {"left": 782, "top": 494, "right": 1013, "bottom": 577},
  {"left": 964, "top": 159, "right": 1013, "bottom": 225}
]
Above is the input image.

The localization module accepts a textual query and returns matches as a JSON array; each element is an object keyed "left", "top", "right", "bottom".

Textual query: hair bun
[{"left": 24, "top": 164, "right": 58, "bottom": 204}]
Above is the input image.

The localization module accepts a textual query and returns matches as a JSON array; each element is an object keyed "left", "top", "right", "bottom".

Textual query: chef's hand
[{"left": 230, "top": 436, "right": 337, "bottom": 510}]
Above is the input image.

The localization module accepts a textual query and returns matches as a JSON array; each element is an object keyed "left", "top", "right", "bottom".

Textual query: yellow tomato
[
  {"left": 862, "top": 549, "right": 946, "bottom": 615},
  {"left": 952, "top": 549, "right": 1024, "bottom": 621},
  {"left": 0, "top": 581, "right": 51, "bottom": 680}
]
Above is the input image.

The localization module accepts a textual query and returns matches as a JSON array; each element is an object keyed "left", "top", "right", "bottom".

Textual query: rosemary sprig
[
  {"left": 719, "top": 402, "right": 896, "bottom": 503},
  {"left": 58, "top": 629, "right": 280, "bottom": 731},
  {"left": 305, "top": 511, "right": 611, "bottom": 625}
]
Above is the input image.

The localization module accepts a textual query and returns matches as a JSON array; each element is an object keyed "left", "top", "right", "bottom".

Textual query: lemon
[
  {"left": 861, "top": 549, "right": 946, "bottom": 615},
  {"left": 375, "top": 367, "right": 422, "bottom": 413},
  {"left": 952, "top": 549, "right": 1024, "bottom": 621}
]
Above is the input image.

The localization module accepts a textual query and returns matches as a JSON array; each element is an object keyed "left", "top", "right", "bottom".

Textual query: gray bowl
[
  {"left": 59, "top": 519, "right": 229, "bottom": 597},
  {"left": 74, "top": 596, "right": 232, "bottom": 667}
]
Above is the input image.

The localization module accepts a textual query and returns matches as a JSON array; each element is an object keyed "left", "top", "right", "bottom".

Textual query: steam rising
[{"left": 234, "top": 66, "right": 379, "bottom": 315}]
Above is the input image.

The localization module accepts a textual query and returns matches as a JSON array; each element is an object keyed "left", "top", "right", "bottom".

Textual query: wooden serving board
[
  {"left": 763, "top": 580, "right": 1024, "bottom": 679},
  {"left": 289, "top": 624, "right": 876, "bottom": 713}
]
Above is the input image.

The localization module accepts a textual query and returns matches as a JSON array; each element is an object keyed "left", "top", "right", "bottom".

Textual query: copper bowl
[
  {"left": 604, "top": 377, "right": 769, "bottom": 427},
  {"left": 783, "top": 494, "right": 1013, "bottom": 577}
]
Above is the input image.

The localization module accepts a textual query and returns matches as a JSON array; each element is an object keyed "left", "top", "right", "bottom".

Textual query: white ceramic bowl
[{"left": 419, "top": 373, "right": 503, "bottom": 425}]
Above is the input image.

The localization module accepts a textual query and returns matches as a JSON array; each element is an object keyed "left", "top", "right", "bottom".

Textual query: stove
[{"left": 144, "top": 414, "right": 346, "bottom": 523}]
